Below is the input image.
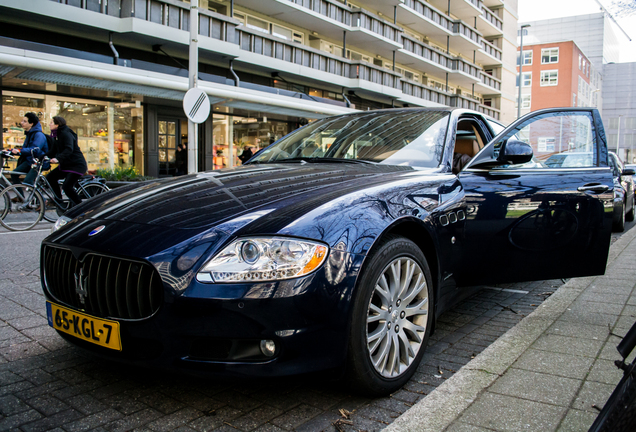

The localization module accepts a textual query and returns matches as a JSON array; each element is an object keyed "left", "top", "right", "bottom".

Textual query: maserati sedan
[{"left": 42, "top": 107, "right": 614, "bottom": 395}]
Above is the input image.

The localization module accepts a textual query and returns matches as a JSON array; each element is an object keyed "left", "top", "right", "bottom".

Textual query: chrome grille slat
[{"left": 43, "top": 246, "right": 162, "bottom": 320}]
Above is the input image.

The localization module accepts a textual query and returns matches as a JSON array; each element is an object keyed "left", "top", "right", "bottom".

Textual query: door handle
[{"left": 577, "top": 184, "right": 610, "bottom": 193}]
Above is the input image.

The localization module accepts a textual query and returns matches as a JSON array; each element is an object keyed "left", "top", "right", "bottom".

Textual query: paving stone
[
  {"left": 104, "top": 408, "right": 163, "bottom": 432},
  {"left": 546, "top": 321, "right": 610, "bottom": 340},
  {"left": 294, "top": 410, "right": 341, "bottom": 432},
  {"left": 20, "top": 408, "right": 84, "bottom": 432},
  {"left": 512, "top": 348, "right": 595, "bottom": 379},
  {"left": 63, "top": 408, "right": 124, "bottom": 432},
  {"left": 446, "top": 422, "right": 496, "bottom": 432},
  {"left": 269, "top": 403, "right": 322, "bottom": 430},
  {"left": 586, "top": 358, "right": 624, "bottom": 385},
  {"left": 556, "top": 409, "right": 599, "bottom": 432},
  {"left": 0, "top": 393, "right": 31, "bottom": 416},
  {"left": 531, "top": 334, "right": 604, "bottom": 358},
  {"left": 146, "top": 407, "right": 203, "bottom": 432},
  {"left": 0, "top": 408, "right": 43, "bottom": 431},
  {"left": 27, "top": 394, "right": 70, "bottom": 416},
  {"left": 459, "top": 392, "right": 567, "bottom": 432},
  {"left": 571, "top": 381, "right": 616, "bottom": 413},
  {"left": 188, "top": 406, "right": 242, "bottom": 431},
  {"left": 488, "top": 369, "right": 581, "bottom": 406}
]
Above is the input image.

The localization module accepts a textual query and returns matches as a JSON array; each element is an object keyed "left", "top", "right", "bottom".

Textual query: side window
[{"left": 493, "top": 111, "right": 598, "bottom": 170}]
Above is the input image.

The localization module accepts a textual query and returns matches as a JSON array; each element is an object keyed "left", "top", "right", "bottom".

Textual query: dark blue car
[{"left": 42, "top": 107, "right": 614, "bottom": 395}]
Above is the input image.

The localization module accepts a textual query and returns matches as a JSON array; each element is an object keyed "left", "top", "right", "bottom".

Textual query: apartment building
[
  {"left": 0, "top": 0, "right": 518, "bottom": 177},
  {"left": 516, "top": 40, "right": 601, "bottom": 117}
]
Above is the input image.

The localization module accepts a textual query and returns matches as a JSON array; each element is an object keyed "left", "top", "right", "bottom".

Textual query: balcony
[
  {"left": 450, "top": 20, "right": 482, "bottom": 53},
  {"left": 482, "top": 0, "right": 504, "bottom": 6},
  {"left": 400, "top": 78, "right": 454, "bottom": 107},
  {"left": 397, "top": 34, "right": 453, "bottom": 77},
  {"left": 232, "top": 0, "right": 402, "bottom": 58},
  {"left": 449, "top": 57, "right": 481, "bottom": 87},
  {"left": 476, "top": 7, "right": 503, "bottom": 36},
  {"left": 478, "top": 104, "right": 500, "bottom": 119},
  {"left": 426, "top": 0, "right": 482, "bottom": 22},
  {"left": 474, "top": 38, "right": 503, "bottom": 66},
  {"left": 473, "top": 71, "right": 502, "bottom": 94}
]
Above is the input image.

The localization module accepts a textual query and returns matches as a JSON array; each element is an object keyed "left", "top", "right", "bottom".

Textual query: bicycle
[
  {"left": 40, "top": 173, "right": 109, "bottom": 223},
  {"left": 0, "top": 155, "right": 109, "bottom": 231}
]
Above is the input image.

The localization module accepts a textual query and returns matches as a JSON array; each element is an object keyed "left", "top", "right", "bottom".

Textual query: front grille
[{"left": 43, "top": 246, "right": 163, "bottom": 320}]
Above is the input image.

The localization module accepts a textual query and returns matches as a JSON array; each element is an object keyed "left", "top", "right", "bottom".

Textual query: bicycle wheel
[
  {"left": 0, "top": 184, "right": 45, "bottom": 231},
  {"left": 78, "top": 182, "right": 109, "bottom": 200},
  {"left": 42, "top": 199, "right": 69, "bottom": 223}
]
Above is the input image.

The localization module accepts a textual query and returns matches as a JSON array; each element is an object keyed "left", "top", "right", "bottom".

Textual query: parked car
[
  {"left": 42, "top": 107, "right": 614, "bottom": 396},
  {"left": 608, "top": 152, "right": 635, "bottom": 232}
]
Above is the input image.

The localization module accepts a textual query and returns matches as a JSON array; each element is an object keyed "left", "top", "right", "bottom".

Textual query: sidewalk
[{"left": 385, "top": 227, "right": 636, "bottom": 432}]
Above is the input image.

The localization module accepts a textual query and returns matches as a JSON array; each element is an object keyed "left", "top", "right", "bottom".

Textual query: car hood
[{"left": 77, "top": 163, "right": 431, "bottom": 231}]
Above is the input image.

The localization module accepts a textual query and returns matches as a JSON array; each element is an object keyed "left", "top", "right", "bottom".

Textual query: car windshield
[{"left": 250, "top": 110, "right": 450, "bottom": 168}]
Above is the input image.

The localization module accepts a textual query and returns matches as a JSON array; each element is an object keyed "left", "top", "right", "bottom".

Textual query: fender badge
[{"left": 89, "top": 225, "right": 106, "bottom": 236}]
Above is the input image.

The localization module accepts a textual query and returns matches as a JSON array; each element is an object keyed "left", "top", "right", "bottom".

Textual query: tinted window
[{"left": 252, "top": 111, "right": 450, "bottom": 168}]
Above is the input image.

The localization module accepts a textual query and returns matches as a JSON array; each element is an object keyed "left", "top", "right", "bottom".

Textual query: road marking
[
  {"left": 0, "top": 229, "right": 50, "bottom": 235},
  {"left": 483, "top": 286, "right": 530, "bottom": 294}
]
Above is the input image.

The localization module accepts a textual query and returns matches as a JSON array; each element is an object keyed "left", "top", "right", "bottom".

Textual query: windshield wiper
[{"left": 275, "top": 157, "right": 375, "bottom": 164}]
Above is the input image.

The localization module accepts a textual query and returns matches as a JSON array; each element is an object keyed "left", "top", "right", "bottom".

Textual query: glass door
[{"left": 158, "top": 119, "right": 179, "bottom": 176}]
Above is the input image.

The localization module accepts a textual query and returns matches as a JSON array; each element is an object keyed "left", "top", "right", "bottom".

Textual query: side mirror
[
  {"left": 622, "top": 168, "right": 635, "bottom": 176},
  {"left": 497, "top": 138, "right": 533, "bottom": 165}
]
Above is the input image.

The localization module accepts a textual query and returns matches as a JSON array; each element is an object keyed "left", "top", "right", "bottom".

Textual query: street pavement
[{"left": 0, "top": 220, "right": 633, "bottom": 432}]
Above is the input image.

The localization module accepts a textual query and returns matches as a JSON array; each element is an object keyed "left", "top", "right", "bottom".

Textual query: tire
[
  {"left": 626, "top": 194, "right": 635, "bottom": 222},
  {"left": 614, "top": 201, "right": 626, "bottom": 232},
  {"left": 78, "top": 182, "right": 109, "bottom": 200},
  {"left": 346, "top": 236, "right": 434, "bottom": 396},
  {"left": 0, "top": 184, "right": 45, "bottom": 231}
]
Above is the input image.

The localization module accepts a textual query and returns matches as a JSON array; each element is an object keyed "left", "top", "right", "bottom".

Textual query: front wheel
[
  {"left": 346, "top": 236, "right": 433, "bottom": 396},
  {"left": 0, "top": 184, "right": 45, "bottom": 231}
]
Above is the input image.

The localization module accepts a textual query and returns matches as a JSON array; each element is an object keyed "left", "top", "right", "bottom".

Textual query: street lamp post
[
  {"left": 517, "top": 24, "right": 531, "bottom": 119},
  {"left": 188, "top": 0, "right": 199, "bottom": 174},
  {"left": 617, "top": 114, "right": 623, "bottom": 155}
]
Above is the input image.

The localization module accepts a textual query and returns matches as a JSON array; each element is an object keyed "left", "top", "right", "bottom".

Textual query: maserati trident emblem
[
  {"left": 89, "top": 225, "right": 106, "bottom": 236},
  {"left": 74, "top": 268, "right": 88, "bottom": 305}
]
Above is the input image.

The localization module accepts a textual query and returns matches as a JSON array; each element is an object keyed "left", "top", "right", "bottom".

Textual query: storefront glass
[
  {"left": 211, "top": 114, "right": 292, "bottom": 167},
  {"left": 2, "top": 92, "right": 144, "bottom": 175}
]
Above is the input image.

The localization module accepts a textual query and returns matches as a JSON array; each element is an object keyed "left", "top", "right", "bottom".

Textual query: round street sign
[{"left": 183, "top": 88, "right": 211, "bottom": 124}]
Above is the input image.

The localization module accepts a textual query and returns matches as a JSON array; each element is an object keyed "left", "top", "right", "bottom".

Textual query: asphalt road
[{"left": 1, "top": 219, "right": 633, "bottom": 432}]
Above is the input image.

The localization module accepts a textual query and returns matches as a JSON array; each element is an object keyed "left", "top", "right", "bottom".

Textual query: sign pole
[{"left": 187, "top": 0, "right": 199, "bottom": 174}]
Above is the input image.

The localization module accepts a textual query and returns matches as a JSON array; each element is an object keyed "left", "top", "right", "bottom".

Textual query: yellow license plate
[{"left": 46, "top": 301, "right": 122, "bottom": 351}]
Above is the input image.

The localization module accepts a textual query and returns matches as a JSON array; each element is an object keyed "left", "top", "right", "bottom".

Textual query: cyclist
[
  {"left": 9, "top": 112, "right": 48, "bottom": 186},
  {"left": 45, "top": 116, "right": 87, "bottom": 206}
]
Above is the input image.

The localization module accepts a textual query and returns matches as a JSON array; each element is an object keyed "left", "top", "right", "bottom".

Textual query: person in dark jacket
[
  {"left": 9, "top": 112, "right": 48, "bottom": 185},
  {"left": 46, "top": 116, "right": 87, "bottom": 206},
  {"left": 238, "top": 146, "right": 253, "bottom": 164}
]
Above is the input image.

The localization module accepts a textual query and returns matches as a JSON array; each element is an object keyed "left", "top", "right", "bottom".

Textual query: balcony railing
[
  {"left": 287, "top": 0, "right": 352, "bottom": 25},
  {"left": 401, "top": 0, "right": 453, "bottom": 33},
  {"left": 478, "top": 104, "right": 500, "bottom": 119},
  {"left": 351, "top": 9, "right": 403, "bottom": 43},
  {"left": 286, "top": 0, "right": 402, "bottom": 44},
  {"left": 237, "top": 27, "right": 401, "bottom": 89},
  {"left": 479, "top": 38, "right": 502, "bottom": 61},
  {"left": 451, "top": 58, "right": 481, "bottom": 79},
  {"left": 401, "top": 79, "right": 453, "bottom": 106},
  {"left": 401, "top": 36, "right": 452, "bottom": 70},
  {"left": 481, "top": 7, "right": 503, "bottom": 31},
  {"left": 480, "top": 71, "right": 501, "bottom": 91},
  {"left": 452, "top": 21, "right": 480, "bottom": 44}
]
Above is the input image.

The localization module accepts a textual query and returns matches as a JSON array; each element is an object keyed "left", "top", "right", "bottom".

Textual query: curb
[{"left": 383, "top": 228, "right": 636, "bottom": 432}]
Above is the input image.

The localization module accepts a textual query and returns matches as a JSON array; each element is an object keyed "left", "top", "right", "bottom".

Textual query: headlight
[
  {"left": 51, "top": 215, "right": 71, "bottom": 233},
  {"left": 197, "top": 237, "right": 329, "bottom": 283}
]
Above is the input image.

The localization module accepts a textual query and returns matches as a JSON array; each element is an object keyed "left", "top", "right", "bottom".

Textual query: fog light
[{"left": 260, "top": 339, "right": 276, "bottom": 357}]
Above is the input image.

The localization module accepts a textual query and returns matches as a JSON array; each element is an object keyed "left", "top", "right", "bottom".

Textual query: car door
[{"left": 455, "top": 108, "right": 613, "bottom": 286}]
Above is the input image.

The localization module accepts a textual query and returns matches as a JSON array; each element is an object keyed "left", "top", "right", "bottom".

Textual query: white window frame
[
  {"left": 541, "top": 48, "right": 559, "bottom": 64},
  {"left": 518, "top": 49, "right": 533, "bottom": 66},
  {"left": 540, "top": 70, "right": 558, "bottom": 86},
  {"left": 522, "top": 72, "right": 531, "bottom": 87}
]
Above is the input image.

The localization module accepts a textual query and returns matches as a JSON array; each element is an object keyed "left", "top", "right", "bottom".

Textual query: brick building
[{"left": 516, "top": 40, "right": 600, "bottom": 117}]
